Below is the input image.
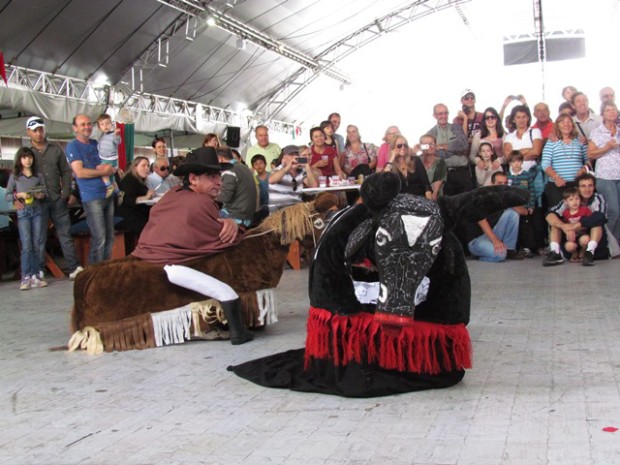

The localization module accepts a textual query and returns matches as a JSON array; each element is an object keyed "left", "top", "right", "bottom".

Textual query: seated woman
[
  {"left": 342, "top": 124, "right": 378, "bottom": 177},
  {"left": 382, "top": 135, "right": 432, "bottom": 198},
  {"left": 268, "top": 145, "right": 318, "bottom": 212},
  {"left": 116, "top": 156, "right": 154, "bottom": 250}
]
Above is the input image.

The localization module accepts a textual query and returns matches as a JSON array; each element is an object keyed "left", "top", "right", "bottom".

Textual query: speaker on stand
[{"left": 226, "top": 126, "right": 241, "bottom": 148}]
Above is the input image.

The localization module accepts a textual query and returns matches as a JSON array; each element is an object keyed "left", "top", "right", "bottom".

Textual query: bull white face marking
[
  {"left": 378, "top": 283, "right": 388, "bottom": 303},
  {"left": 400, "top": 215, "right": 430, "bottom": 247},
  {"left": 375, "top": 227, "right": 392, "bottom": 247}
]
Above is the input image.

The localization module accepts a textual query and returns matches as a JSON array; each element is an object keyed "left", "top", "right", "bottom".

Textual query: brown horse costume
[{"left": 69, "top": 199, "right": 333, "bottom": 353}]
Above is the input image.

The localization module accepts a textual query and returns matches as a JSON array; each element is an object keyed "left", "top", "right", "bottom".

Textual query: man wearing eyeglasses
[
  {"left": 146, "top": 157, "right": 181, "bottom": 195},
  {"left": 427, "top": 103, "right": 471, "bottom": 196},
  {"left": 26, "top": 116, "right": 84, "bottom": 280}
]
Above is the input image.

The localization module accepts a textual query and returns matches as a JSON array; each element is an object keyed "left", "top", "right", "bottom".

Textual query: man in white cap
[
  {"left": 26, "top": 116, "right": 83, "bottom": 279},
  {"left": 454, "top": 89, "right": 484, "bottom": 145}
]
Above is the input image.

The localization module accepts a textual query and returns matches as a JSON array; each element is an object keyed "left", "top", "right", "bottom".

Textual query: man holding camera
[
  {"left": 453, "top": 89, "right": 484, "bottom": 143},
  {"left": 268, "top": 145, "right": 318, "bottom": 212}
]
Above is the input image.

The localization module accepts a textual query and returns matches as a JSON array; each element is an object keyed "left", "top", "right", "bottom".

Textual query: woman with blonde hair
[
  {"left": 383, "top": 135, "right": 432, "bottom": 199},
  {"left": 541, "top": 114, "right": 587, "bottom": 206}
]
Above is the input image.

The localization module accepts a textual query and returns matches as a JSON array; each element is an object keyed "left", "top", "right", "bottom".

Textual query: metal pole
[{"left": 533, "top": 0, "right": 546, "bottom": 100}]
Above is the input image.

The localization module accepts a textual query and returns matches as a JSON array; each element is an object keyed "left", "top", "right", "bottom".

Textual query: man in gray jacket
[
  {"left": 26, "top": 117, "right": 83, "bottom": 279},
  {"left": 427, "top": 104, "right": 472, "bottom": 196},
  {"left": 217, "top": 146, "right": 258, "bottom": 228}
]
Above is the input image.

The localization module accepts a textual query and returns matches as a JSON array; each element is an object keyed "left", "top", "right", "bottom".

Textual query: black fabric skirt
[{"left": 228, "top": 348, "right": 465, "bottom": 398}]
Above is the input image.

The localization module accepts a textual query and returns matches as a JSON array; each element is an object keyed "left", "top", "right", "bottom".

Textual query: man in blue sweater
[{"left": 66, "top": 114, "right": 116, "bottom": 264}]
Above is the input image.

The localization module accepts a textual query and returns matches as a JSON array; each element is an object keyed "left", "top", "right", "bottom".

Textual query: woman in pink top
[{"left": 376, "top": 125, "right": 401, "bottom": 172}]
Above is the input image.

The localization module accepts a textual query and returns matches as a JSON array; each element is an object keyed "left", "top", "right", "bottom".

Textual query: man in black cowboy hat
[{"left": 133, "top": 146, "right": 253, "bottom": 344}]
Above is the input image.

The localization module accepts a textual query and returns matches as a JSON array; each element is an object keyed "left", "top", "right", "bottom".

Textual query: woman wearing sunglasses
[
  {"left": 383, "top": 135, "right": 432, "bottom": 199},
  {"left": 469, "top": 107, "right": 505, "bottom": 168}
]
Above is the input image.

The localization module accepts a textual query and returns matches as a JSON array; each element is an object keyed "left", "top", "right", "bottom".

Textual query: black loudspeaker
[{"left": 226, "top": 126, "right": 241, "bottom": 148}]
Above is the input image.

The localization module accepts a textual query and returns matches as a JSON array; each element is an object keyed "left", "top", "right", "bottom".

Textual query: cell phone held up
[{"left": 297, "top": 156, "right": 308, "bottom": 164}]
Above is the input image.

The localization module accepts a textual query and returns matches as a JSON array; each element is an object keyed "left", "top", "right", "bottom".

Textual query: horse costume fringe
[
  {"left": 68, "top": 299, "right": 234, "bottom": 353},
  {"left": 304, "top": 307, "right": 472, "bottom": 374},
  {"left": 249, "top": 201, "right": 314, "bottom": 245}
]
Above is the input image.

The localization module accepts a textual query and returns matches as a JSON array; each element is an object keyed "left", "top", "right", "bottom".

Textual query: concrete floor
[{"left": 1, "top": 256, "right": 620, "bottom": 465}]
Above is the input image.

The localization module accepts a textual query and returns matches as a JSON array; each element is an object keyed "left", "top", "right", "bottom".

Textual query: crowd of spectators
[
  {"left": 247, "top": 86, "right": 620, "bottom": 267},
  {"left": 3, "top": 84, "right": 620, "bottom": 290}
]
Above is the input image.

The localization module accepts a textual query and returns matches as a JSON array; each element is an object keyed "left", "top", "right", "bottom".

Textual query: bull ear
[
  {"left": 360, "top": 172, "right": 401, "bottom": 213},
  {"left": 344, "top": 218, "right": 374, "bottom": 263},
  {"left": 438, "top": 185, "right": 529, "bottom": 230}
]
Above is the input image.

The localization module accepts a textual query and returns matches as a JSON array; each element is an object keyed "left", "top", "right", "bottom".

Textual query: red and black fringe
[{"left": 304, "top": 306, "right": 472, "bottom": 374}]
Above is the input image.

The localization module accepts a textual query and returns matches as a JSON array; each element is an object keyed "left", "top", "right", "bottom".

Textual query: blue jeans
[
  {"left": 595, "top": 178, "right": 620, "bottom": 242},
  {"left": 82, "top": 197, "right": 115, "bottom": 264},
  {"left": 39, "top": 197, "right": 80, "bottom": 272},
  {"left": 17, "top": 206, "right": 44, "bottom": 278},
  {"left": 468, "top": 209, "right": 519, "bottom": 262}
]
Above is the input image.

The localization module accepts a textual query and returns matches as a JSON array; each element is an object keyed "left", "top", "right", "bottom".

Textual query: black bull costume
[{"left": 230, "top": 172, "right": 529, "bottom": 397}]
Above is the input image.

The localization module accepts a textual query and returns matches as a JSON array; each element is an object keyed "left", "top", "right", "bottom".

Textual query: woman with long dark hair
[
  {"left": 5, "top": 147, "right": 48, "bottom": 289},
  {"left": 469, "top": 107, "right": 505, "bottom": 165},
  {"left": 117, "top": 156, "right": 155, "bottom": 249},
  {"left": 309, "top": 127, "right": 345, "bottom": 179}
]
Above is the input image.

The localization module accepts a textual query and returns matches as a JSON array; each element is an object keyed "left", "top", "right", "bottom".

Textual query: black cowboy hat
[{"left": 173, "top": 146, "right": 232, "bottom": 176}]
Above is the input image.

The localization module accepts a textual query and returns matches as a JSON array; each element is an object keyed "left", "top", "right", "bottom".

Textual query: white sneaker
[
  {"left": 37, "top": 270, "right": 45, "bottom": 280},
  {"left": 30, "top": 275, "right": 48, "bottom": 288},
  {"left": 20, "top": 277, "right": 31, "bottom": 291},
  {"left": 69, "top": 266, "right": 84, "bottom": 280}
]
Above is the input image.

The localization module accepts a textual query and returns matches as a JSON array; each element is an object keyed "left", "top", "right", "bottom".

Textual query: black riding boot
[{"left": 221, "top": 298, "right": 254, "bottom": 345}]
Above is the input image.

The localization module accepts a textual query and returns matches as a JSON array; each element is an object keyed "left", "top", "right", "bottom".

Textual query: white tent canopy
[{"left": 0, "top": 0, "right": 618, "bottom": 151}]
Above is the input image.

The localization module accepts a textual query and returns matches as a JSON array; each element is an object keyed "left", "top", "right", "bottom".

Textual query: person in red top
[
  {"left": 560, "top": 187, "right": 597, "bottom": 264},
  {"left": 309, "top": 126, "right": 345, "bottom": 179},
  {"left": 132, "top": 146, "right": 253, "bottom": 344},
  {"left": 532, "top": 102, "right": 555, "bottom": 143}
]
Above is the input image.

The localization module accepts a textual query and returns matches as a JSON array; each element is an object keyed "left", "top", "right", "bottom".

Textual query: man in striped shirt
[{"left": 268, "top": 145, "right": 318, "bottom": 212}]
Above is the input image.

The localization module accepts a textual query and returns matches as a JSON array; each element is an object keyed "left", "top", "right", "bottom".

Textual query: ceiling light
[
  {"left": 206, "top": 16, "right": 216, "bottom": 27},
  {"left": 236, "top": 37, "right": 246, "bottom": 50}
]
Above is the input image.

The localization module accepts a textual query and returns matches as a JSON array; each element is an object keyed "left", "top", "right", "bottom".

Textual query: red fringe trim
[{"left": 304, "top": 307, "right": 472, "bottom": 374}]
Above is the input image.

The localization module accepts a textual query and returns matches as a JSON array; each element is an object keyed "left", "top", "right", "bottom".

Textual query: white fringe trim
[
  {"left": 151, "top": 305, "right": 192, "bottom": 347},
  {"left": 256, "top": 288, "right": 278, "bottom": 325}
]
